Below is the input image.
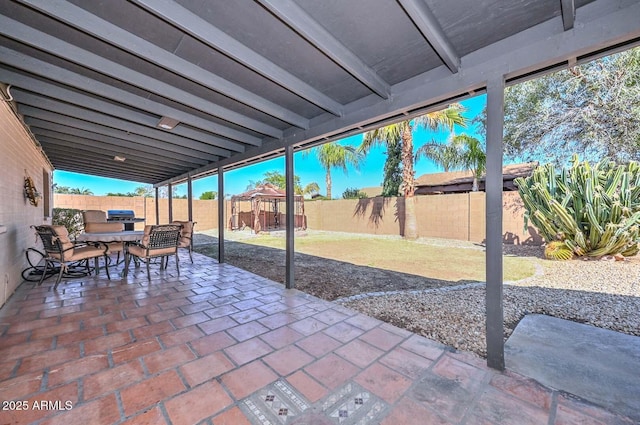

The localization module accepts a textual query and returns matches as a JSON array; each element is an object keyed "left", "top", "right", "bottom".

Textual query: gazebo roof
[{"left": 231, "top": 183, "right": 302, "bottom": 201}]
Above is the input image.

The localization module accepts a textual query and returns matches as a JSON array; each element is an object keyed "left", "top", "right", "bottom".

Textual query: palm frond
[{"left": 414, "top": 103, "right": 468, "bottom": 131}]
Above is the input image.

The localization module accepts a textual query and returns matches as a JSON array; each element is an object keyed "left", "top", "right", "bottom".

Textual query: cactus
[
  {"left": 544, "top": 241, "right": 574, "bottom": 261},
  {"left": 515, "top": 155, "right": 640, "bottom": 258}
]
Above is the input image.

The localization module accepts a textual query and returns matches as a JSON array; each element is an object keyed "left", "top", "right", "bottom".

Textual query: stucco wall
[{"left": 0, "top": 100, "right": 53, "bottom": 308}]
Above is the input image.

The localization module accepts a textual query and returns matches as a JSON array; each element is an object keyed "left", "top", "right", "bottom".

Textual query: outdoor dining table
[
  {"left": 76, "top": 230, "right": 145, "bottom": 243},
  {"left": 76, "top": 230, "right": 145, "bottom": 270}
]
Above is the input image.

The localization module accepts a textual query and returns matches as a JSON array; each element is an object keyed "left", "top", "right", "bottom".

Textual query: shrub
[
  {"left": 52, "top": 208, "right": 84, "bottom": 238},
  {"left": 516, "top": 155, "right": 640, "bottom": 258}
]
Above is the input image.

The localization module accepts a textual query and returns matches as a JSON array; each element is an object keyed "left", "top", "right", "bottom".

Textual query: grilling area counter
[{"left": 107, "top": 209, "right": 145, "bottom": 231}]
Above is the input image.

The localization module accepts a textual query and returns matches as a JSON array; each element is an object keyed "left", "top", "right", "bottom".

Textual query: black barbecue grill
[{"left": 107, "top": 210, "right": 145, "bottom": 231}]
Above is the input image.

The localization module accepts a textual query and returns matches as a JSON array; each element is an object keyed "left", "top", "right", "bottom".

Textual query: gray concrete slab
[{"left": 505, "top": 314, "right": 640, "bottom": 422}]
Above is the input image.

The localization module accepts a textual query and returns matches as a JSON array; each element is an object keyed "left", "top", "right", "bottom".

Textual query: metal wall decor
[{"left": 24, "top": 173, "right": 41, "bottom": 206}]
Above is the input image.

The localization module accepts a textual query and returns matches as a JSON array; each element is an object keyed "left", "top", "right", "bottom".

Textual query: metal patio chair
[
  {"left": 170, "top": 221, "right": 196, "bottom": 263},
  {"left": 123, "top": 224, "right": 182, "bottom": 282},
  {"left": 32, "top": 225, "right": 110, "bottom": 289}
]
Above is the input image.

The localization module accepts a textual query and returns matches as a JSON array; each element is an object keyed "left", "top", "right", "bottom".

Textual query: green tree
[
  {"left": 199, "top": 191, "right": 217, "bottom": 200},
  {"left": 417, "top": 134, "right": 486, "bottom": 191},
  {"left": 131, "top": 185, "right": 153, "bottom": 197},
  {"left": 158, "top": 186, "right": 181, "bottom": 199},
  {"left": 361, "top": 105, "right": 467, "bottom": 238},
  {"left": 306, "top": 142, "right": 363, "bottom": 199},
  {"left": 302, "top": 182, "right": 320, "bottom": 197},
  {"left": 455, "top": 135, "right": 486, "bottom": 192},
  {"left": 54, "top": 185, "right": 93, "bottom": 195},
  {"left": 381, "top": 138, "right": 403, "bottom": 197},
  {"left": 70, "top": 187, "right": 93, "bottom": 195},
  {"left": 342, "top": 187, "right": 368, "bottom": 199},
  {"left": 477, "top": 47, "right": 640, "bottom": 164},
  {"left": 245, "top": 171, "right": 319, "bottom": 196},
  {"left": 415, "top": 138, "right": 463, "bottom": 172},
  {"left": 53, "top": 185, "right": 71, "bottom": 194}
]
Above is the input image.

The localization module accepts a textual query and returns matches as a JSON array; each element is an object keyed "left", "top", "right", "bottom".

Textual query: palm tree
[
  {"left": 302, "top": 182, "right": 320, "bottom": 197},
  {"left": 69, "top": 187, "right": 93, "bottom": 195},
  {"left": 417, "top": 134, "right": 486, "bottom": 191},
  {"left": 455, "top": 135, "right": 486, "bottom": 191},
  {"left": 415, "top": 139, "right": 463, "bottom": 172},
  {"left": 360, "top": 104, "right": 467, "bottom": 238},
  {"left": 307, "top": 142, "right": 363, "bottom": 199}
]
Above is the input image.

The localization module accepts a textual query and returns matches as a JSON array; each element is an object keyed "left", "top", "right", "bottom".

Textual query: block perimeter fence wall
[
  {"left": 53, "top": 195, "right": 219, "bottom": 231},
  {"left": 304, "top": 191, "right": 542, "bottom": 245},
  {"left": 54, "top": 191, "right": 542, "bottom": 245}
]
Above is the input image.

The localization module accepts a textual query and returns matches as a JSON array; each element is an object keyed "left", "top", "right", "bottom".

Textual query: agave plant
[{"left": 515, "top": 155, "right": 640, "bottom": 258}]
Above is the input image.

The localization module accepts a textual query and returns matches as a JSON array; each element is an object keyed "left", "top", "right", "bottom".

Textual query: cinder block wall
[
  {"left": 304, "top": 198, "right": 402, "bottom": 235},
  {"left": 304, "top": 191, "right": 540, "bottom": 244},
  {"left": 53, "top": 196, "right": 219, "bottom": 231},
  {"left": 54, "top": 190, "right": 541, "bottom": 245},
  {"left": 416, "top": 193, "right": 469, "bottom": 240},
  {"left": 0, "top": 101, "right": 53, "bottom": 308}
]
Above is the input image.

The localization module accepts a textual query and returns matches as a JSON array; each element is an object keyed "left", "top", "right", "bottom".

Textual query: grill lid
[{"left": 107, "top": 210, "right": 135, "bottom": 218}]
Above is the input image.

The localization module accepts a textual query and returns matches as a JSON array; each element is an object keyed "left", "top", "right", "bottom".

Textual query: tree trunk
[
  {"left": 326, "top": 169, "right": 332, "bottom": 200},
  {"left": 404, "top": 195, "right": 418, "bottom": 239},
  {"left": 401, "top": 122, "right": 415, "bottom": 197},
  {"left": 401, "top": 122, "right": 418, "bottom": 239},
  {"left": 472, "top": 176, "right": 479, "bottom": 191}
]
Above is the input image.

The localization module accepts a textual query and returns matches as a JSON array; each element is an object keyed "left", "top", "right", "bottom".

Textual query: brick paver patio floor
[{"left": 0, "top": 252, "right": 634, "bottom": 424}]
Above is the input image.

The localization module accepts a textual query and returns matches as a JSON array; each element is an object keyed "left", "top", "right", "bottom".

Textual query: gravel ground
[{"left": 341, "top": 254, "right": 640, "bottom": 358}]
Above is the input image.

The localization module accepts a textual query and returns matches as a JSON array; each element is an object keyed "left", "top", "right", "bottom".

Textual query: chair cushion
[
  {"left": 50, "top": 244, "right": 105, "bottom": 261},
  {"left": 106, "top": 242, "right": 124, "bottom": 254},
  {"left": 84, "top": 222, "right": 124, "bottom": 233},
  {"left": 51, "top": 225, "right": 75, "bottom": 252},
  {"left": 128, "top": 244, "right": 176, "bottom": 258},
  {"left": 170, "top": 221, "right": 194, "bottom": 247},
  {"left": 82, "top": 210, "right": 107, "bottom": 223},
  {"left": 140, "top": 225, "right": 153, "bottom": 247},
  {"left": 67, "top": 245, "right": 107, "bottom": 261}
]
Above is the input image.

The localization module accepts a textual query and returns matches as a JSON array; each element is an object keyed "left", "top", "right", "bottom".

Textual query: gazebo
[{"left": 230, "top": 183, "right": 305, "bottom": 233}]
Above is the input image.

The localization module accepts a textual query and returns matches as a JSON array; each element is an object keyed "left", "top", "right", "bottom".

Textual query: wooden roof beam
[{"left": 398, "top": 0, "right": 460, "bottom": 73}]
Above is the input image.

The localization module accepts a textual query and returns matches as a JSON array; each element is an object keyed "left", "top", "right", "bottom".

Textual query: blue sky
[{"left": 54, "top": 95, "right": 486, "bottom": 198}]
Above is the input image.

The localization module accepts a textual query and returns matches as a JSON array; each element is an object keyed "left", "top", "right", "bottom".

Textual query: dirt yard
[{"left": 193, "top": 229, "right": 538, "bottom": 301}]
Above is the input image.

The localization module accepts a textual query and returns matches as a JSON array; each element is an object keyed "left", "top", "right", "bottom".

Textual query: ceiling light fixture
[
  {"left": 114, "top": 155, "right": 126, "bottom": 162},
  {"left": 157, "top": 116, "right": 179, "bottom": 130}
]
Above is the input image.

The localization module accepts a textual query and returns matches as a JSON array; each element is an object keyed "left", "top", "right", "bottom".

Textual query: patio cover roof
[{"left": 0, "top": 0, "right": 638, "bottom": 184}]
